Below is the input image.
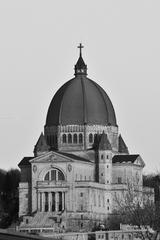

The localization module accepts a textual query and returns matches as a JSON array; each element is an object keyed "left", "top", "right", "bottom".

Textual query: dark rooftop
[
  {"left": 118, "top": 135, "right": 129, "bottom": 154},
  {"left": 112, "top": 154, "right": 139, "bottom": 164},
  {"left": 45, "top": 76, "right": 117, "bottom": 127},
  {"left": 98, "top": 132, "right": 112, "bottom": 150},
  {"left": 18, "top": 157, "right": 34, "bottom": 167},
  {"left": 57, "top": 152, "right": 92, "bottom": 163},
  {"left": 18, "top": 152, "right": 91, "bottom": 167}
]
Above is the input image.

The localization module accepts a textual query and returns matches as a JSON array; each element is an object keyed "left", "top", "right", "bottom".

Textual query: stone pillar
[
  {"left": 37, "top": 192, "right": 40, "bottom": 211},
  {"left": 62, "top": 192, "right": 65, "bottom": 210},
  {"left": 49, "top": 192, "right": 51, "bottom": 212},
  {"left": 55, "top": 192, "right": 59, "bottom": 212},
  {"left": 51, "top": 192, "right": 56, "bottom": 212},
  {"left": 57, "top": 192, "right": 59, "bottom": 212},
  {"left": 40, "top": 192, "right": 42, "bottom": 212},
  {"left": 42, "top": 192, "right": 45, "bottom": 212}
]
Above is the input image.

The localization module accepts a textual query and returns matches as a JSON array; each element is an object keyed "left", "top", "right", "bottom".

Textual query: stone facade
[
  {"left": 18, "top": 131, "right": 147, "bottom": 232},
  {"left": 18, "top": 47, "right": 152, "bottom": 232}
]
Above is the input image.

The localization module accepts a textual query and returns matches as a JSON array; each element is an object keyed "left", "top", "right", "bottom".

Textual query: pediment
[{"left": 30, "top": 151, "right": 73, "bottom": 164}]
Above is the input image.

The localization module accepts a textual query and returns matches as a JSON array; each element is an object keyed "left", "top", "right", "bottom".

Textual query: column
[
  {"left": 55, "top": 192, "right": 59, "bottom": 212},
  {"left": 37, "top": 192, "right": 40, "bottom": 211},
  {"left": 62, "top": 192, "right": 65, "bottom": 210},
  {"left": 42, "top": 192, "right": 45, "bottom": 212},
  {"left": 46, "top": 192, "right": 49, "bottom": 212},
  {"left": 55, "top": 192, "right": 57, "bottom": 212},
  {"left": 38, "top": 192, "right": 43, "bottom": 212},
  {"left": 40, "top": 192, "right": 42, "bottom": 212},
  {"left": 49, "top": 192, "right": 51, "bottom": 212},
  {"left": 57, "top": 192, "right": 59, "bottom": 212},
  {"left": 44, "top": 192, "right": 49, "bottom": 212},
  {"left": 52, "top": 192, "right": 55, "bottom": 212}
]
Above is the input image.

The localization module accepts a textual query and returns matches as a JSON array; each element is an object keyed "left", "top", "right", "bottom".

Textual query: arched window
[
  {"left": 68, "top": 134, "right": 72, "bottom": 143},
  {"left": 89, "top": 133, "right": 93, "bottom": 143},
  {"left": 73, "top": 134, "right": 77, "bottom": 143},
  {"left": 62, "top": 134, "right": 67, "bottom": 143},
  {"left": 58, "top": 171, "right": 64, "bottom": 180},
  {"left": 44, "top": 169, "right": 65, "bottom": 181},
  {"left": 44, "top": 172, "right": 49, "bottom": 181},
  {"left": 94, "top": 134, "right": 97, "bottom": 143},
  {"left": 79, "top": 133, "right": 83, "bottom": 143},
  {"left": 51, "top": 169, "right": 56, "bottom": 180}
]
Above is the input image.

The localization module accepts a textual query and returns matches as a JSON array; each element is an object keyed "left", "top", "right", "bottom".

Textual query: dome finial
[
  {"left": 75, "top": 43, "right": 87, "bottom": 76},
  {"left": 78, "top": 43, "right": 84, "bottom": 57}
]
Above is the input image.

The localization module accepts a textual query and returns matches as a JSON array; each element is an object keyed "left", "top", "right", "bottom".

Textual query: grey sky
[{"left": 0, "top": 0, "right": 159, "bottom": 173}]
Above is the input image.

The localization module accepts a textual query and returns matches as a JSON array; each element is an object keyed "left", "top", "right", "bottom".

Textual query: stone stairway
[{"left": 20, "top": 212, "right": 65, "bottom": 232}]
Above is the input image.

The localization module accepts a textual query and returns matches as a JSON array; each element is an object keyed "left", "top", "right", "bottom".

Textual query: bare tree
[{"left": 112, "top": 180, "right": 157, "bottom": 240}]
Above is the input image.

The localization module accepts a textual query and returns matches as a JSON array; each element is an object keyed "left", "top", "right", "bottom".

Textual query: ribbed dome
[{"left": 46, "top": 75, "right": 117, "bottom": 126}]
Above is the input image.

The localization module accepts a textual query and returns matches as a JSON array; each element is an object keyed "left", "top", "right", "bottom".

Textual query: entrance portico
[{"left": 38, "top": 191, "right": 65, "bottom": 212}]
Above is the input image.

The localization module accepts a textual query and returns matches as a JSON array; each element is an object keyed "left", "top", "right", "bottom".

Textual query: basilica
[{"left": 18, "top": 45, "right": 146, "bottom": 232}]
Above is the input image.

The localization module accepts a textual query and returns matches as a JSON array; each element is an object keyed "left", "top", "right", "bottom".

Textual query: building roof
[
  {"left": 74, "top": 43, "right": 87, "bottom": 76},
  {"left": 57, "top": 152, "right": 92, "bottom": 163},
  {"left": 34, "top": 132, "right": 49, "bottom": 155},
  {"left": 18, "top": 152, "right": 91, "bottom": 167},
  {"left": 45, "top": 49, "right": 117, "bottom": 127},
  {"left": 45, "top": 75, "right": 117, "bottom": 126},
  {"left": 18, "top": 157, "right": 34, "bottom": 167},
  {"left": 98, "top": 132, "right": 112, "bottom": 150},
  {"left": 74, "top": 55, "right": 87, "bottom": 76},
  {"left": 118, "top": 134, "right": 129, "bottom": 154},
  {"left": 112, "top": 154, "right": 139, "bottom": 164}
]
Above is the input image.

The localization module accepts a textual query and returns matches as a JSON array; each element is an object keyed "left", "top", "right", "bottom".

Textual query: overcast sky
[{"left": 0, "top": 0, "right": 160, "bottom": 173}]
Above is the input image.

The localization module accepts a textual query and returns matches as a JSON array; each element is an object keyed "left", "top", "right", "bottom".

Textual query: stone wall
[
  {"left": 20, "top": 165, "right": 31, "bottom": 182},
  {"left": 66, "top": 212, "right": 109, "bottom": 232},
  {"left": 112, "top": 163, "right": 142, "bottom": 185},
  {"left": 19, "top": 182, "right": 30, "bottom": 217}
]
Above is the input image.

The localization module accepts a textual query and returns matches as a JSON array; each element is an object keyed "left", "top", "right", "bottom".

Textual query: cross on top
[{"left": 78, "top": 43, "right": 84, "bottom": 56}]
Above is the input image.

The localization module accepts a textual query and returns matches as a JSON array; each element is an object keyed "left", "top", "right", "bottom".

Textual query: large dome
[
  {"left": 46, "top": 76, "right": 117, "bottom": 126},
  {"left": 46, "top": 47, "right": 117, "bottom": 127}
]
